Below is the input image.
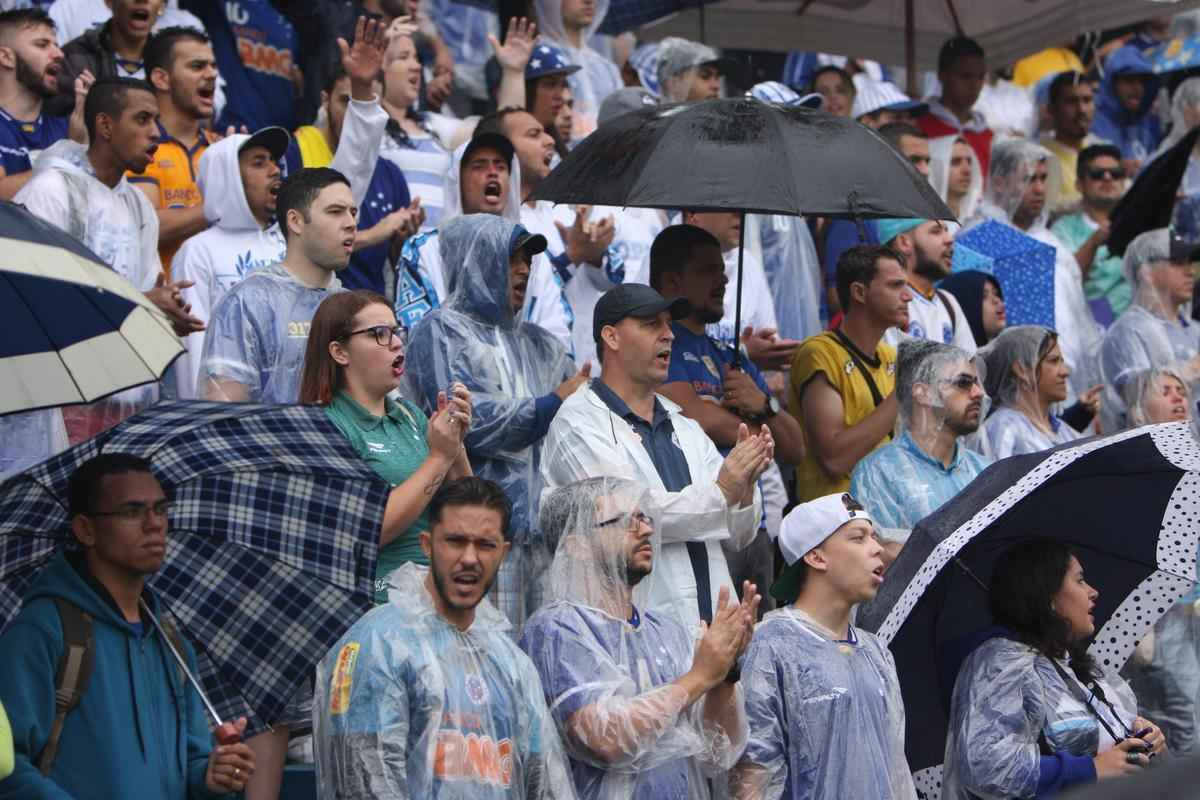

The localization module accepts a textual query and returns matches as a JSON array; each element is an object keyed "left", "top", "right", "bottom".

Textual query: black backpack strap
[
  {"left": 39, "top": 597, "right": 95, "bottom": 775},
  {"left": 936, "top": 289, "right": 958, "bottom": 333}
]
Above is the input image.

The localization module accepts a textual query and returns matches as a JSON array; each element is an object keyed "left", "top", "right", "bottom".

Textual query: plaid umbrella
[{"left": 0, "top": 401, "right": 390, "bottom": 735}]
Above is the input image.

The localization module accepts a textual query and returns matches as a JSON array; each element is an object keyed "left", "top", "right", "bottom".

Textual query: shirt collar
[
  {"left": 897, "top": 429, "right": 965, "bottom": 472},
  {"left": 591, "top": 379, "right": 669, "bottom": 427},
  {"left": 332, "top": 391, "right": 410, "bottom": 431},
  {"left": 927, "top": 98, "right": 989, "bottom": 133}
]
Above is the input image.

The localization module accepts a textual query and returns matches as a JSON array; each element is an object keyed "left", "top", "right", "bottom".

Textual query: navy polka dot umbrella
[{"left": 857, "top": 423, "right": 1200, "bottom": 799}]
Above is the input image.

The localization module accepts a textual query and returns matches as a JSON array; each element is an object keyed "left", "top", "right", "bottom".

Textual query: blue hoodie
[
  {"left": 0, "top": 553, "right": 221, "bottom": 800},
  {"left": 1091, "top": 45, "right": 1163, "bottom": 162}
]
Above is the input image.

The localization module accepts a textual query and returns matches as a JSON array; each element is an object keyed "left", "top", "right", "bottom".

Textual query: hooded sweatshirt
[
  {"left": 169, "top": 134, "right": 287, "bottom": 399},
  {"left": 533, "top": 0, "right": 622, "bottom": 140},
  {"left": 1091, "top": 45, "right": 1163, "bottom": 163},
  {"left": 0, "top": 552, "right": 220, "bottom": 800},
  {"left": 396, "top": 140, "right": 573, "bottom": 347}
]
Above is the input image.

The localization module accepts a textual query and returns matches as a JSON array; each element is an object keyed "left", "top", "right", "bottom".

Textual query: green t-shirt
[
  {"left": 325, "top": 391, "right": 430, "bottom": 603},
  {"left": 1050, "top": 212, "right": 1133, "bottom": 318}
]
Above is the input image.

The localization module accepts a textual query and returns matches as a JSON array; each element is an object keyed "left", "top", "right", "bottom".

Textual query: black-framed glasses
[
  {"left": 941, "top": 374, "right": 982, "bottom": 391},
  {"left": 86, "top": 500, "right": 172, "bottom": 522},
  {"left": 594, "top": 511, "right": 652, "bottom": 531},
  {"left": 1086, "top": 167, "right": 1125, "bottom": 181},
  {"left": 348, "top": 324, "right": 406, "bottom": 348}
]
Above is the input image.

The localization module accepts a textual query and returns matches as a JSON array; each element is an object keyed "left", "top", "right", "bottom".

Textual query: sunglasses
[
  {"left": 941, "top": 374, "right": 982, "bottom": 391},
  {"left": 1086, "top": 167, "right": 1125, "bottom": 181},
  {"left": 594, "top": 511, "right": 652, "bottom": 531}
]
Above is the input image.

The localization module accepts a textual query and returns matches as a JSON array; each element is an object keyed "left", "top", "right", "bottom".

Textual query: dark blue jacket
[{"left": 1091, "top": 45, "right": 1163, "bottom": 161}]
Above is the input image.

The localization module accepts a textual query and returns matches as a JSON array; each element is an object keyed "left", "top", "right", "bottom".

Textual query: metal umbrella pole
[
  {"left": 732, "top": 209, "right": 747, "bottom": 368},
  {"left": 139, "top": 598, "right": 243, "bottom": 744}
]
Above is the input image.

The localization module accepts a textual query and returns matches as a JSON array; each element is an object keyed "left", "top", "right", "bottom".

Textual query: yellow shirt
[
  {"left": 294, "top": 125, "right": 334, "bottom": 168},
  {"left": 1013, "top": 48, "right": 1085, "bottom": 89},
  {"left": 127, "top": 127, "right": 217, "bottom": 275},
  {"left": 1040, "top": 133, "right": 1102, "bottom": 212},
  {"left": 788, "top": 332, "right": 896, "bottom": 502}
]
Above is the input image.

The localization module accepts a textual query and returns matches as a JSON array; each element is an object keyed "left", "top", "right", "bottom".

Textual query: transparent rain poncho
[
  {"left": 0, "top": 408, "right": 68, "bottom": 481},
  {"left": 532, "top": 0, "right": 621, "bottom": 139},
  {"left": 312, "top": 562, "right": 577, "bottom": 799},
  {"left": 849, "top": 340, "right": 992, "bottom": 533},
  {"left": 929, "top": 135, "right": 983, "bottom": 223},
  {"left": 401, "top": 214, "right": 575, "bottom": 631},
  {"left": 731, "top": 606, "right": 917, "bottom": 800},
  {"left": 754, "top": 214, "right": 824, "bottom": 340},
  {"left": 1122, "top": 367, "right": 1194, "bottom": 428},
  {"left": 518, "top": 477, "right": 748, "bottom": 800},
  {"left": 199, "top": 262, "right": 343, "bottom": 403},
  {"left": 969, "top": 139, "right": 1103, "bottom": 400},
  {"left": 655, "top": 38, "right": 726, "bottom": 103},
  {"left": 1099, "top": 231, "right": 1200, "bottom": 431},
  {"left": 972, "top": 325, "right": 1083, "bottom": 459},
  {"left": 942, "top": 636, "right": 1140, "bottom": 799}
]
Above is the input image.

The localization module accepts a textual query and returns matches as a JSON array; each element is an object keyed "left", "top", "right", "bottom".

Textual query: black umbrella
[
  {"left": 856, "top": 423, "right": 1200, "bottom": 799},
  {"left": 531, "top": 97, "right": 952, "bottom": 363},
  {"left": 1108, "top": 127, "right": 1200, "bottom": 257}
]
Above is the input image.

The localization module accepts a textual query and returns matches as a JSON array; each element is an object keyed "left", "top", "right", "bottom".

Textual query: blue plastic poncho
[
  {"left": 401, "top": 214, "right": 575, "bottom": 631},
  {"left": 519, "top": 478, "right": 747, "bottom": 800},
  {"left": 313, "top": 563, "right": 576, "bottom": 799},
  {"left": 731, "top": 607, "right": 917, "bottom": 800},
  {"left": 943, "top": 636, "right": 1139, "bottom": 799},
  {"left": 199, "top": 261, "right": 344, "bottom": 403}
]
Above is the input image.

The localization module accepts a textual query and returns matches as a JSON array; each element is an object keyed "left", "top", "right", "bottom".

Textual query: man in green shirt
[{"left": 1050, "top": 143, "right": 1132, "bottom": 322}]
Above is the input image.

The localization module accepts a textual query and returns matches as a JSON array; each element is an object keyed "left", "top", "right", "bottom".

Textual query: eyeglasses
[
  {"left": 594, "top": 511, "right": 652, "bottom": 531},
  {"left": 348, "top": 324, "right": 406, "bottom": 348},
  {"left": 1086, "top": 167, "right": 1125, "bottom": 181},
  {"left": 86, "top": 500, "right": 172, "bottom": 522},
  {"left": 941, "top": 374, "right": 982, "bottom": 391}
]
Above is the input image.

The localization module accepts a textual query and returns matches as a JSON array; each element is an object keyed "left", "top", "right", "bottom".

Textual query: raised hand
[
  {"left": 691, "top": 587, "right": 746, "bottom": 689},
  {"left": 741, "top": 326, "right": 800, "bottom": 371},
  {"left": 339, "top": 16, "right": 388, "bottom": 99},
  {"left": 489, "top": 17, "right": 537, "bottom": 74},
  {"left": 555, "top": 206, "right": 614, "bottom": 266}
]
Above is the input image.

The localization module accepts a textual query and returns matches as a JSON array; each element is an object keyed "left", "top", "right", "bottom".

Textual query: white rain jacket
[
  {"left": 540, "top": 384, "right": 761, "bottom": 638},
  {"left": 532, "top": 0, "right": 622, "bottom": 140}
]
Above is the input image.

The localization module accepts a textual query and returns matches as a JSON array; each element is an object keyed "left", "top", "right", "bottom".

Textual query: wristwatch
[{"left": 747, "top": 395, "right": 780, "bottom": 424}]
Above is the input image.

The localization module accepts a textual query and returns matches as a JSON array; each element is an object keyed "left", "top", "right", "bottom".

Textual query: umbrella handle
[{"left": 215, "top": 722, "right": 243, "bottom": 745}]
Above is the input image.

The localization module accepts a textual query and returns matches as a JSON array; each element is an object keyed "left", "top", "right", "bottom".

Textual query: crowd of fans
[{"left": 1, "top": 1, "right": 1200, "bottom": 799}]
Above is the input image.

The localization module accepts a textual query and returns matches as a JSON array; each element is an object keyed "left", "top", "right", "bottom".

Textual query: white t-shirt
[{"left": 885, "top": 286, "right": 977, "bottom": 353}]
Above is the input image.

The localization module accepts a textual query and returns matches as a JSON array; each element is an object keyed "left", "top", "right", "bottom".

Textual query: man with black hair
[
  {"left": 0, "top": 8, "right": 86, "bottom": 200},
  {"left": 129, "top": 25, "right": 217, "bottom": 269},
  {"left": 16, "top": 75, "right": 202, "bottom": 442},
  {"left": 50, "top": 0, "right": 163, "bottom": 115},
  {"left": 199, "top": 167, "right": 354, "bottom": 403},
  {"left": 313, "top": 476, "right": 576, "bottom": 799},
  {"left": 917, "top": 35, "right": 994, "bottom": 177},
  {"left": 1040, "top": 70, "right": 1101, "bottom": 212},
  {"left": 1051, "top": 143, "right": 1132, "bottom": 320},
  {"left": 0, "top": 453, "right": 257, "bottom": 799},
  {"left": 789, "top": 245, "right": 909, "bottom": 502},
  {"left": 731, "top": 493, "right": 916, "bottom": 800}
]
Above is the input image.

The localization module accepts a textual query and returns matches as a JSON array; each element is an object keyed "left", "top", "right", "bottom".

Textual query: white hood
[
  {"left": 929, "top": 134, "right": 983, "bottom": 225},
  {"left": 532, "top": 0, "right": 610, "bottom": 47},
  {"left": 198, "top": 135, "right": 263, "bottom": 232}
]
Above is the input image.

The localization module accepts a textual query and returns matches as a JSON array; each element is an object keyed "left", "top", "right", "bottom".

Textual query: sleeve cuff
[{"left": 533, "top": 393, "right": 564, "bottom": 438}]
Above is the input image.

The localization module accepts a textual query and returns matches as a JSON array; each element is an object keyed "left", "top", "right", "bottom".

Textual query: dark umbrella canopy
[
  {"left": 1109, "top": 127, "right": 1200, "bottom": 256},
  {"left": 531, "top": 97, "right": 954, "bottom": 219},
  {"left": 0, "top": 401, "right": 391, "bottom": 734},
  {"left": 857, "top": 423, "right": 1200, "bottom": 797}
]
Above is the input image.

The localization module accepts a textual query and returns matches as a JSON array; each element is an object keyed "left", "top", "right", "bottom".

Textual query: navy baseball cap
[
  {"left": 526, "top": 42, "right": 582, "bottom": 81},
  {"left": 593, "top": 284, "right": 690, "bottom": 345}
]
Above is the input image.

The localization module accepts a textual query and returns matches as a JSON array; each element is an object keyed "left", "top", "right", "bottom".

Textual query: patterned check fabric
[{"left": 0, "top": 401, "right": 390, "bottom": 734}]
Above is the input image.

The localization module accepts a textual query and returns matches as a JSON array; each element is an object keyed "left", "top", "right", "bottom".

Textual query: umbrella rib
[{"left": 1, "top": 271, "right": 88, "bottom": 403}]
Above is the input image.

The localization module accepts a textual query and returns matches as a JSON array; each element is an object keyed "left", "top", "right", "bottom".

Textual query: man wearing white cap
[
  {"left": 852, "top": 79, "right": 928, "bottom": 130},
  {"left": 730, "top": 493, "right": 917, "bottom": 800}
]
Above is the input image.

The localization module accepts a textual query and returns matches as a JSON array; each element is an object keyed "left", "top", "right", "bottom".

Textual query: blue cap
[
  {"left": 875, "top": 218, "right": 926, "bottom": 245},
  {"left": 526, "top": 42, "right": 582, "bottom": 81},
  {"left": 628, "top": 42, "right": 661, "bottom": 97},
  {"left": 748, "top": 81, "right": 823, "bottom": 109}
]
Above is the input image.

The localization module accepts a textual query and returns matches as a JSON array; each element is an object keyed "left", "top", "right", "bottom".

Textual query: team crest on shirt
[
  {"left": 701, "top": 355, "right": 720, "bottom": 378},
  {"left": 843, "top": 360, "right": 856, "bottom": 375},
  {"left": 909, "top": 320, "right": 926, "bottom": 340},
  {"left": 465, "top": 673, "right": 489, "bottom": 705}
]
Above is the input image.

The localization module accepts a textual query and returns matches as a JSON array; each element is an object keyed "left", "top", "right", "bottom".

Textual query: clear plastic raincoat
[
  {"left": 731, "top": 606, "right": 917, "bottom": 800},
  {"left": 532, "top": 0, "right": 621, "bottom": 140},
  {"left": 519, "top": 478, "right": 748, "bottom": 800},
  {"left": 655, "top": 38, "right": 726, "bottom": 104},
  {"left": 929, "top": 135, "right": 983, "bottom": 223},
  {"left": 850, "top": 340, "right": 991, "bottom": 533},
  {"left": 1123, "top": 367, "right": 1194, "bottom": 428},
  {"left": 972, "top": 325, "right": 1082, "bottom": 459},
  {"left": 312, "top": 563, "right": 577, "bottom": 799},
  {"left": 199, "top": 261, "right": 343, "bottom": 403},
  {"left": 401, "top": 214, "right": 575, "bottom": 632},
  {"left": 754, "top": 214, "right": 824, "bottom": 340},
  {"left": 967, "top": 139, "right": 1103, "bottom": 402},
  {"left": 943, "top": 636, "right": 1140, "bottom": 799},
  {"left": 0, "top": 409, "right": 68, "bottom": 481},
  {"left": 1099, "top": 231, "right": 1200, "bottom": 432},
  {"left": 14, "top": 139, "right": 162, "bottom": 441}
]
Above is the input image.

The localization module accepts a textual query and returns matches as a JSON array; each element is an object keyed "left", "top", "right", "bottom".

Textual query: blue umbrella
[
  {"left": 857, "top": 423, "right": 1200, "bottom": 798},
  {"left": 0, "top": 201, "right": 182, "bottom": 417},
  {"left": 1145, "top": 36, "right": 1200, "bottom": 75},
  {"left": 951, "top": 220, "right": 1057, "bottom": 330},
  {"left": 0, "top": 401, "right": 390, "bottom": 735}
]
